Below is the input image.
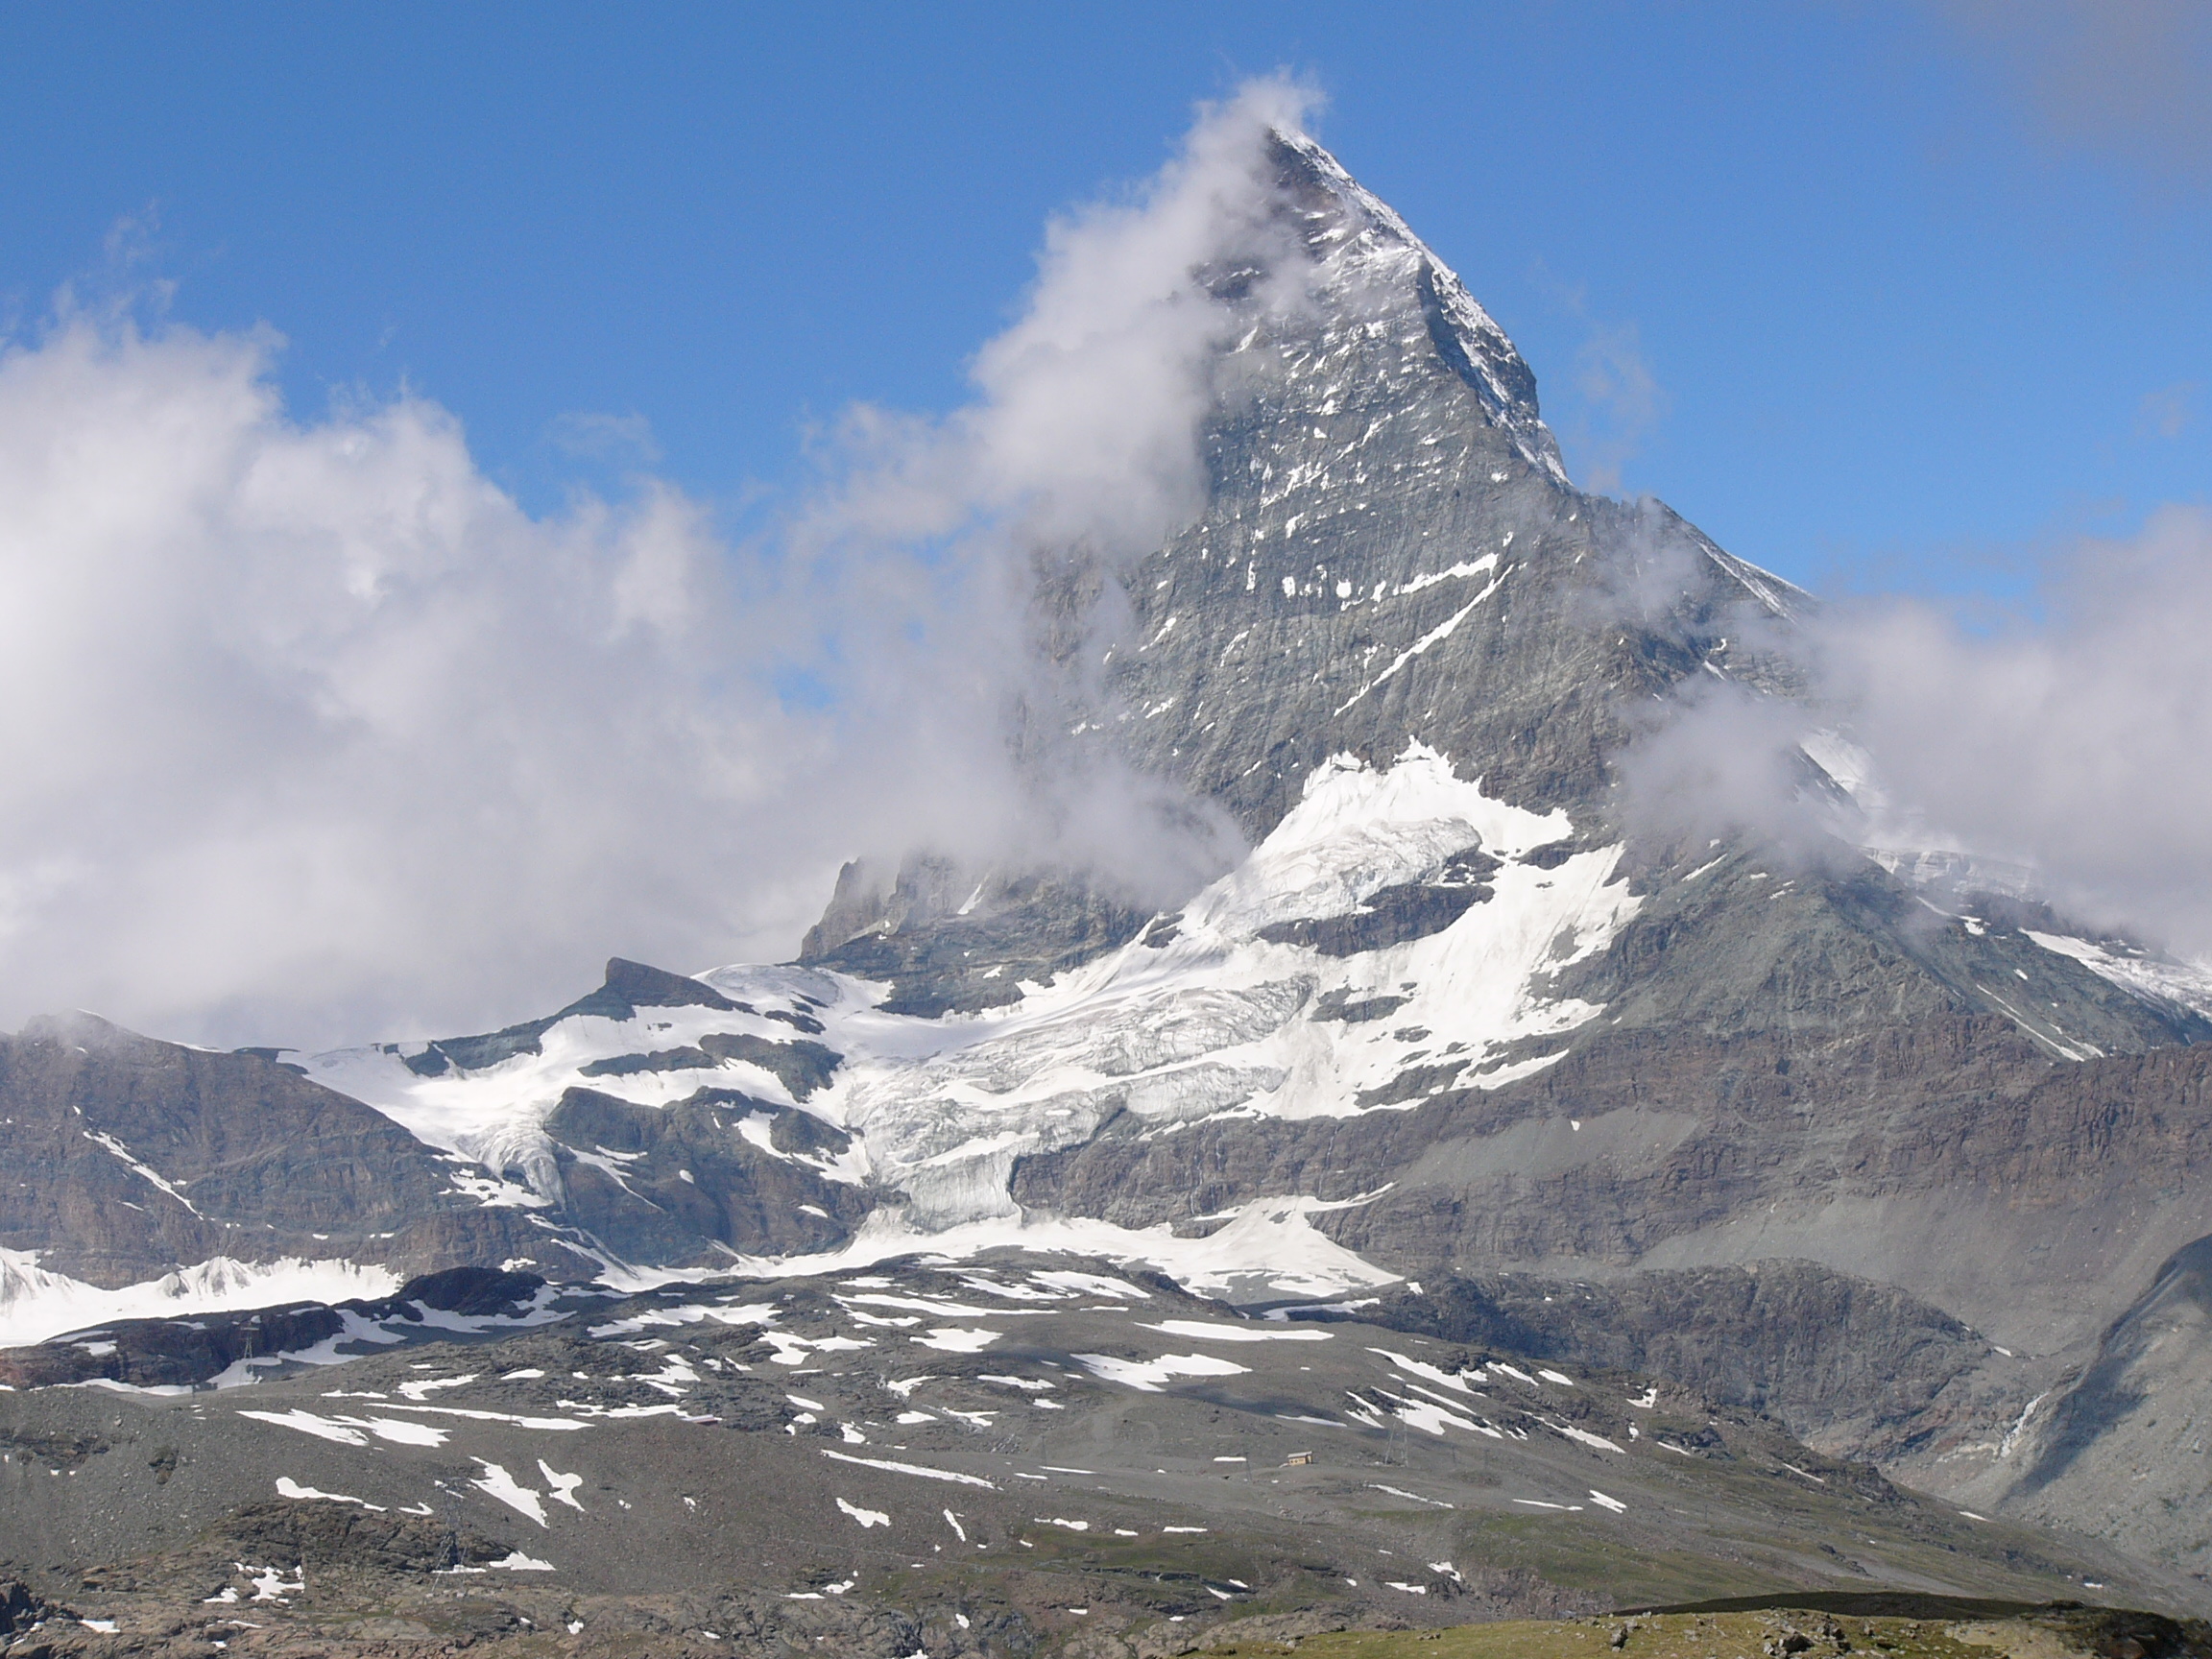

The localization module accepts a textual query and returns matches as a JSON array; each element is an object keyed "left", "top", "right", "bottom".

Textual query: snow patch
[
  {"left": 819, "top": 1450, "right": 996, "bottom": 1488},
  {"left": 470, "top": 1460, "right": 549, "bottom": 1527},
  {"left": 1070, "top": 1352, "right": 1251, "bottom": 1392},
  {"left": 0, "top": 1252, "right": 400, "bottom": 1350},
  {"left": 2024, "top": 931, "right": 2212, "bottom": 1022},
  {"left": 275, "top": 1478, "right": 382, "bottom": 1509},
  {"left": 837, "top": 1497, "right": 891, "bottom": 1528},
  {"left": 1138, "top": 1319, "right": 1332, "bottom": 1343}
]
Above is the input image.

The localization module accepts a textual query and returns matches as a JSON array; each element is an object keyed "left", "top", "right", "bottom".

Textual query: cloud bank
[
  {"left": 0, "top": 317, "right": 785, "bottom": 1047},
  {"left": 1617, "top": 504, "right": 2212, "bottom": 960},
  {"left": 1823, "top": 505, "right": 2212, "bottom": 950},
  {"left": 0, "top": 81, "right": 1320, "bottom": 1048}
]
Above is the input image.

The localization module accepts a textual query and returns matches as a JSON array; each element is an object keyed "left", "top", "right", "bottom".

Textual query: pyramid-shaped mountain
[{"left": 6, "top": 130, "right": 2212, "bottom": 1616}]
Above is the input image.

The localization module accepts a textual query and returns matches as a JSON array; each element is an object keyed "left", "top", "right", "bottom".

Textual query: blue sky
[{"left": 5, "top": 3, "right": 2205, "bottom": 602}]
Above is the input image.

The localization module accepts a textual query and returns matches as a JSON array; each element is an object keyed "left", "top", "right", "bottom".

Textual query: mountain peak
[{"left": 1260, "top": 128, "right": 1566, "bottom": 484}]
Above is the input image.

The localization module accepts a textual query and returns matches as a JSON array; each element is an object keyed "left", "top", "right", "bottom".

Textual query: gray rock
[
  {"left": 1990, "top": 1231, "right": 2212, "bottom": 1583},
  {"left": 0, "top": 1013, "right": 540, "bottom": 1288},
  {"left": 541, "top": 1086, "right": 871, "bottom": 1261}
]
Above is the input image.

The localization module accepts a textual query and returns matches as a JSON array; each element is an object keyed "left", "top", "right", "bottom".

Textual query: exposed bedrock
[
  {"left": 1335, "top": 1262, "right": 2007, "bottom": 1467},
  {"left": 801, "top": 859, "right": 1153, "bottom": 1018},
  {"left": 1011, "top": 1017, "right": 2212, "bottom": 1356},
  {"left": 540, "top": 1086, "right": 872, "bottom": 1262},
  {"left": 0, "top": 1014, "right": 542, "bottom": 1287},
  {"left": 1983, "top": 1230, "right": 2212, "bottom": 1584}
]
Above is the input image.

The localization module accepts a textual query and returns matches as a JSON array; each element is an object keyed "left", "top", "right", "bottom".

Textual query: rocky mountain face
[
  {"left": 794, "top": 132, "right": 2212, "bottom": 1593},
  {"left": 5, "top": 126, "right": 2212, "bottom": 1644},
  {"left": 1073, "top": 135, "right": 1787, "bottom": 837},
  {"left": 1994, "top": 1232, "right": 2212, "bottom": 1584},
  {"left": 0, "top": 1014, "right": 544, "bottom": 1292}
]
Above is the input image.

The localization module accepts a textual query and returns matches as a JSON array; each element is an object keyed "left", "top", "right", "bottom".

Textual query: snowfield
[
  {"left": 280, "top": 744, "right": 1640, "bottom": 1305},
  {"left": 0, "top": 1251, "right": 401, "bottom": 1351}
]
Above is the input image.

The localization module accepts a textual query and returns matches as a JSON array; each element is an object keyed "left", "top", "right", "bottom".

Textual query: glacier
[{"left": 298, "top": 743, "right": 1640, "bottom": 1300}]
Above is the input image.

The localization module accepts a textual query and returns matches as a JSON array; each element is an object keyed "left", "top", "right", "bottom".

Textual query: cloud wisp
[
  {"left": 1568, "top": 320, "right": 1667, "bottom": 497},
  {"left": 1935, "top": 0, "right": 2212, "bottom": 188},
  {"left": 0, "top": 80, "right": 1328, "bottom": 1048}
]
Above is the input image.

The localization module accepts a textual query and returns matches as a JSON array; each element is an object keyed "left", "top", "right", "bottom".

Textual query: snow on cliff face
[
  {"left": 303, "top": 963, "right": 867, "bottom": 1211},
  {"left": 1804, "top": 733, "right": 2212, "bottom": 1030},
  {"left": 2021, "top": 930, "right": 2212, "bottom": 1026},
  {"left": 0, "top": 1250, "right": 399, "bottom": 1349},
  {"left": 834, "top": 742, "right": 1636, "bottom": 1227},
  {"left": 303, "top": 744, "right": 1636, "bottom": 1265}
]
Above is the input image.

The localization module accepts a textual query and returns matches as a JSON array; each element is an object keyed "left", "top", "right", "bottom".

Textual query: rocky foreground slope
[
  {"left": 4, "top": 123, "right": 2212, "bottom": 1646},
  {"left": 1, "top": 1257, "right": 2200, "bottom": 1656}
]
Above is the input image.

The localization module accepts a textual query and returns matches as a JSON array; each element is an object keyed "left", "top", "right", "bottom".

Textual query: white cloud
[
  {"left": 1818, "top": 504, "right": 2212, "bottom": 952},
  {"left": 1613, "top": 676, "right": 1849, "bottom": 869},
  {"left": 0, "top": 316, "right": 789, "bottom": 1046},
  {"left": 0, "top": 81, "right": 1326, "bottom": 1049},
  {"left": 1616, "top": 503, "right": 2212, "bottom": 960}
]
